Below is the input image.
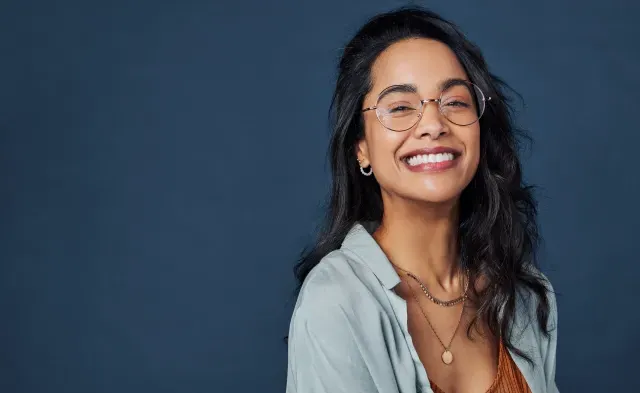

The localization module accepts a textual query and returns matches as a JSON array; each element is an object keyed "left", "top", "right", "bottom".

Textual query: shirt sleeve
[
  {"left": 543, "top": 280, "right": 559, "bottom": 393},
  {"left": 286, "top": 305, "right": 381, "bottom": 393}
]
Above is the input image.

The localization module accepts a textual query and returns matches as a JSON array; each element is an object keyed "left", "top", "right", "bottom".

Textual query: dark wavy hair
[{"left": 293, "top": 6, "right": 551, "bottom": 360}]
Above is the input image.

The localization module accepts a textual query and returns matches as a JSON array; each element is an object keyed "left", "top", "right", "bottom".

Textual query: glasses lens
[
  {"left": 440, "top": 82, "right": 486, "bottom": 126},
  {"left": 376, "top": 90, "right": 422, "bottom": 131}
]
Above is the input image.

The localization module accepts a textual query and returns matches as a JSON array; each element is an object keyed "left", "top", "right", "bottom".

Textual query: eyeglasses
[{"left": 362, "top": 80, "right": 491, "bottom": 132}]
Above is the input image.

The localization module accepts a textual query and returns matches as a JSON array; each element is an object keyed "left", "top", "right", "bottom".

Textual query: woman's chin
[
  {"left": 405, "top": 189, "right": 463, "bottom": 205},
  {"left": 408, "top": 179, "right": 468, "bottom": 203}
]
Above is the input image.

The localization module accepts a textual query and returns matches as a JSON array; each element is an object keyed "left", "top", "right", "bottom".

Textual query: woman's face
[{"left": 358, "top": 38, "right": 481, "bottom": 205}]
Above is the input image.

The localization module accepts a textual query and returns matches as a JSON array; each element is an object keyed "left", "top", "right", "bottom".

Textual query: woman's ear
[{"left": 356, "top": 138, "right": 370, "bottom": 167}]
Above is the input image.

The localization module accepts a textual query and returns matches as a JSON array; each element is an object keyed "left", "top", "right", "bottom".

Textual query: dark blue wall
[{"left": 1, "top": 1, "right": 638, "bottom": 392}]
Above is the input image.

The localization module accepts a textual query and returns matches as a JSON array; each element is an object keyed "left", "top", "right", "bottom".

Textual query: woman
[{"left": 286, "top": 6, "right": 558, "bottom": 393}]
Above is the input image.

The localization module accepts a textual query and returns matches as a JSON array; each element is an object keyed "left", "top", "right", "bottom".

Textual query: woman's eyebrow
[
  {"left": 377, "top": 77, "right": 470, "bottom": 100},
  {"left": 377, "top": 84, "right": 418, "bottom": 101},
  {"left": 438, "top": 77, "right": 470, "bottom": 91}
]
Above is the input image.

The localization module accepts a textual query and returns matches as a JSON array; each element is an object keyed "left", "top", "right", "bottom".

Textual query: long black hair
[{"left": 293, "top": 6, "right": 551, "bottom": 360}]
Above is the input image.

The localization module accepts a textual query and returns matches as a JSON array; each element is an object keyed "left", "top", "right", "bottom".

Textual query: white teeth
[{"left": 406, "top": 153, "right": 455, "bottom": 166}]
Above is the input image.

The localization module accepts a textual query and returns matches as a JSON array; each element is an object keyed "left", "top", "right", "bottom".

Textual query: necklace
[
  {"left": 393, "top": 264, "right": 469, "bottom": 307},
  {"left": 404, "top": 275, "right": 466, "bottom": 365}
]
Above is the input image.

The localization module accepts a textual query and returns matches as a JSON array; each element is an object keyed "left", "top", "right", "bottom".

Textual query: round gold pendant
[{"left": 441, "top": 350, "right": 453, "bottom": 365}]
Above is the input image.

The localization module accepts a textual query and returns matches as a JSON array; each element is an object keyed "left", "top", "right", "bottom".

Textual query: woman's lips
[{"left": 402, "top": 152, "right": 460, "bottom": 172}]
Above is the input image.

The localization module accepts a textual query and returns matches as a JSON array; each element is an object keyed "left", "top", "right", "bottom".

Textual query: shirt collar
[{"left": 340, "top": 221, "right": 401, "bottom": 290}]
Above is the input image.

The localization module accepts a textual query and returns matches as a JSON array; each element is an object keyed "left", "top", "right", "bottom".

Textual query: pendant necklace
[{"left": 396, "top": 266, "right": 468, "bottom": 365}]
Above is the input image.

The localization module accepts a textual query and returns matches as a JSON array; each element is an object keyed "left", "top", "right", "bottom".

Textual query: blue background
[{"left": 1, "top": 0, "right": 638, "bottom": 392}]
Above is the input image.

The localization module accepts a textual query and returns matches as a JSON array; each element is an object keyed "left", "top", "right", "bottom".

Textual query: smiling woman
[{"left": 287, "top": 6, "right": 558, "bottom": 393}]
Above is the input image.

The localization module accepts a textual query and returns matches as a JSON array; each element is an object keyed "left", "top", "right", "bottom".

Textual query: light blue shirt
[{"left": 286, "top": 222, "right": 559, "bottom": 393}]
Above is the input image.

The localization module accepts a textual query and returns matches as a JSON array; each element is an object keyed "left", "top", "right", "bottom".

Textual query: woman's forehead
[{"left": 369, "top": 38, "right": 468, "bottom": 96}]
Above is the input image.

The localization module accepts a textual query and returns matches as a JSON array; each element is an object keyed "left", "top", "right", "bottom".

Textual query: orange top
[{"left": 430, "top": 341, "right": 531, "bottom": 393}]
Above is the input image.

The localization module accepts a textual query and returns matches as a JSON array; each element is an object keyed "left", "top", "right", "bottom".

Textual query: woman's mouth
[{"left": 402, "top": 152, "right": 460, "bottom": 172}]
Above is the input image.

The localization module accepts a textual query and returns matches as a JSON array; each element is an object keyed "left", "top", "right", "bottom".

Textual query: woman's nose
[{"left": 413, "top": 101, "right": 449, "bottom": 139}]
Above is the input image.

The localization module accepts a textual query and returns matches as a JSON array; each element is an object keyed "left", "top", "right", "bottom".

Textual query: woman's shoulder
[
  {"left": 296, "top": 249, "right": 379, "bottom": 306},
  {"left": 514, "top": 265, "right": 558, "bottom": 335},
  {"left": 290, "top": 249, "right": 386, "bottom": 329},
  {"left": 518, "top": 265, "right": 557, "bottom": 308},
  {"left": 286, "top": 250, "right": 400, "bottom": 393},
  {"left": 510, "top": 266, "right": 559, "bottom": 391}
]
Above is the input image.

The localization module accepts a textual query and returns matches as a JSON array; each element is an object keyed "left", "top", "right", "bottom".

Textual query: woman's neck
[{"left": 373, "top": 197, "right": 462, "bottom": 292}]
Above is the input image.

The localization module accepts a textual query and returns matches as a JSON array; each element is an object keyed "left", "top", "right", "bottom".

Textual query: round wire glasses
[{"left": 362, "top": 80, "right": 491, "bottom": 132}]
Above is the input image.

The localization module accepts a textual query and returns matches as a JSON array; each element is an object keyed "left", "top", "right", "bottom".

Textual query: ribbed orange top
[{"left": 430, "top": 341, "right": 531, "bottom": 393}]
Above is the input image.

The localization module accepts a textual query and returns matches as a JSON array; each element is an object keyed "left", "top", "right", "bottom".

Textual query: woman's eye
[
  {"left": 388, "top": 105, "right": 413, "bottom": 113},
  {"left": 445, "top": 100, "right": 470, "bottom": 108}
]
